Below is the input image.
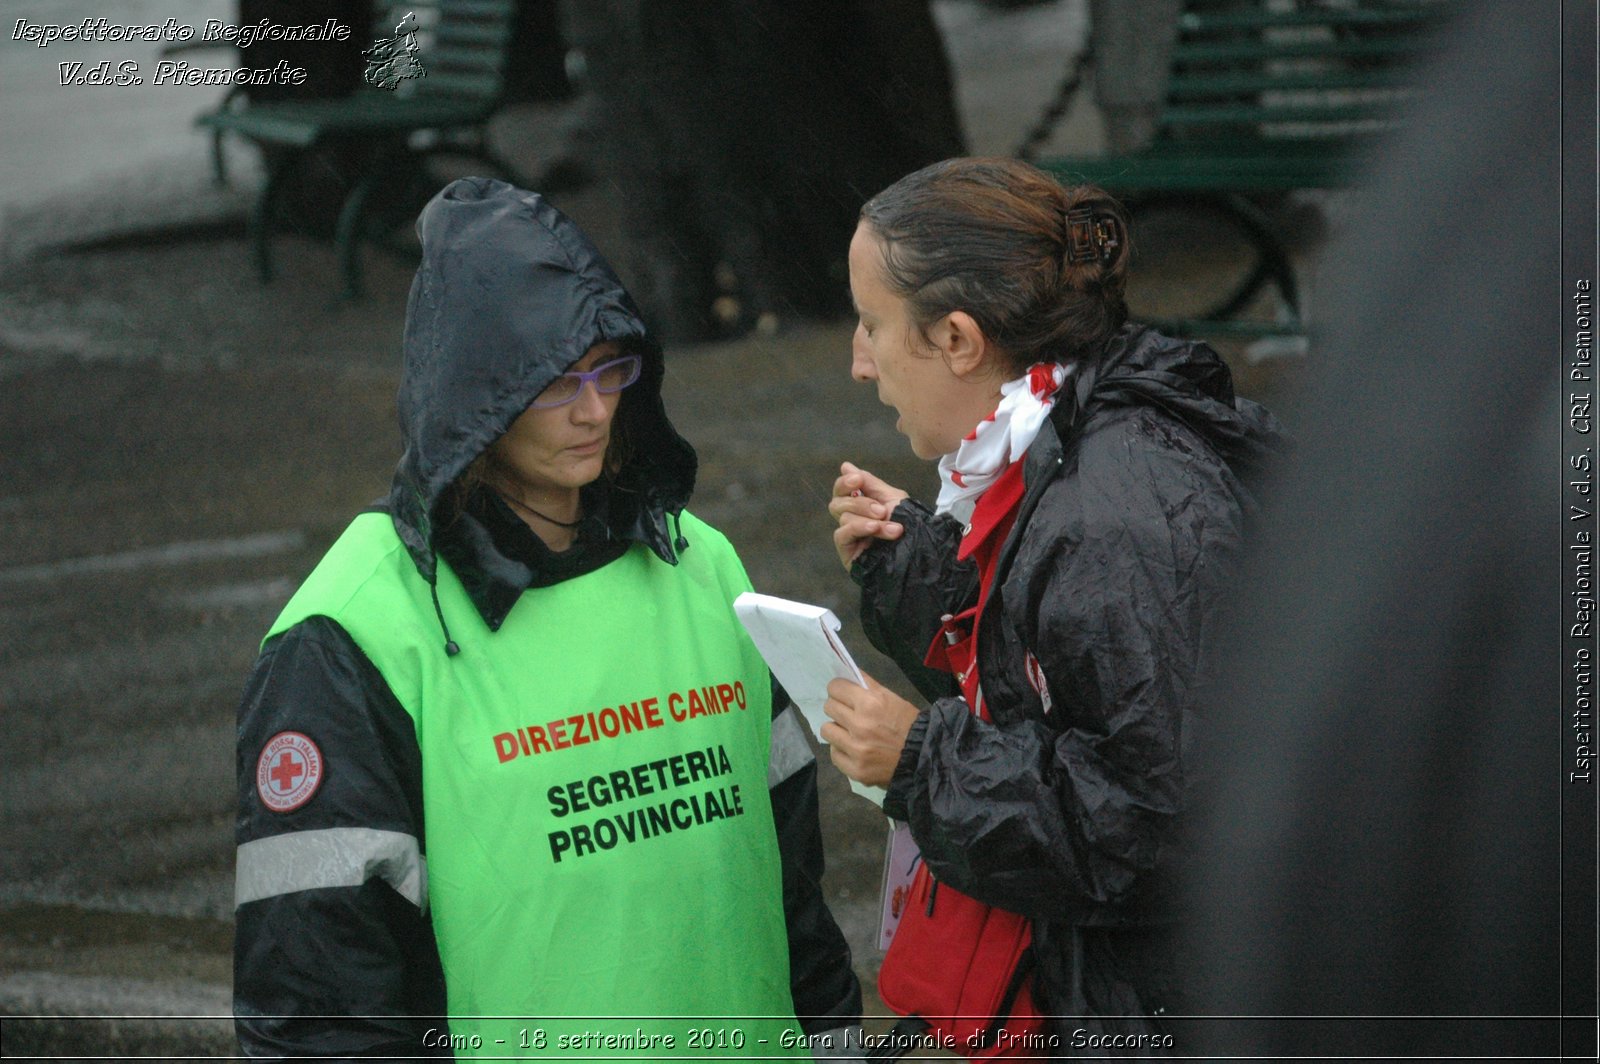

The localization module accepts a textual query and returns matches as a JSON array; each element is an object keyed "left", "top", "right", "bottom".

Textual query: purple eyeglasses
[{"left": 529, "top": 355, "right": 642, "bottom": 409}]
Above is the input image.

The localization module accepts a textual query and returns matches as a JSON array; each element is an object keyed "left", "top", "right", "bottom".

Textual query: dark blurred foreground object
[
  {"left": 1035, "top": 0, "right": 1460, "bottom": 343},
  {"left": 197, "top": 0, "right": 532, "bottom": 297},
  {"left": 560, "top": 0, "right": 964, "bottom": 341},
  {"left": 1185, "top": 2, "right": 1575, "bottom": 1058}
]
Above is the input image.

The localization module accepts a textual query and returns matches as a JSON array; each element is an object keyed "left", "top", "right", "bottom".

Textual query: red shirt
[{"left": 922, "top": 458, "right": 1028, "bottom": 720}]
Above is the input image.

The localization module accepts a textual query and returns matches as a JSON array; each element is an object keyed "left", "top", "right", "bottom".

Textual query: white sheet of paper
[{"left": 733, "top": 591, "right": 885, "bottom": 806}]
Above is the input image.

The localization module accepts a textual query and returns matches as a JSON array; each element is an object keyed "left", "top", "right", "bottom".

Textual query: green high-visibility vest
[{"left": 269, "top": 511, "right": 807, "bottom": 1057}]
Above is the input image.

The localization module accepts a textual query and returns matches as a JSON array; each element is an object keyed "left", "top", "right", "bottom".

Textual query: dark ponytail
[{"left": 859, "top": 157, "right": 1131, "bottom": 373}]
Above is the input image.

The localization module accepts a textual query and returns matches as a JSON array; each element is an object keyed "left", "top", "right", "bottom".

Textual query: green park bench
[
  {"left": 195, "top": 0, "right": 524, "bottom": 297},
  {"left": 1033, "top": 0, "right": 1460, "bottom": 342}
]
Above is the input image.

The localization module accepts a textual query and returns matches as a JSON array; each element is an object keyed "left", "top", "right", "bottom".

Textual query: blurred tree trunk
[{"left": 560, "top": 0, "right": 966, "bottom": 340}]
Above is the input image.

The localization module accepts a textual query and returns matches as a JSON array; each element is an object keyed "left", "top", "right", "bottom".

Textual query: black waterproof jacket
[
  {"left": 855, "top": 325, "right": 1287, "bottom": 1046},
  {"left": 234, "top": 178, "right": 860, "bottom": 1058}
]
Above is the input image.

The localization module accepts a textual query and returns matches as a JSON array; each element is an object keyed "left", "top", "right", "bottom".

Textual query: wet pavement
[{"left": 0, "top": 0, "right": 1308, "bottom": 1056}]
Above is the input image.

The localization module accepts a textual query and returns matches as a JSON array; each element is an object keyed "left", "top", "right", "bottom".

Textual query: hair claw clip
[{"left": 1066, "top": 207, "right": 1122, "bottom": 264}]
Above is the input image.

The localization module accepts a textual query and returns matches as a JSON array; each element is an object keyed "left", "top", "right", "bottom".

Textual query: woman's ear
[{"left": 933, "top": 310, "right": 995, "bottom": 379}]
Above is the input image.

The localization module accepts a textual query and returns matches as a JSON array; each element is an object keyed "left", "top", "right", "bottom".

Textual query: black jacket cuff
[{"left": 883, "top": 709, "right": 930, "bottom": 822}]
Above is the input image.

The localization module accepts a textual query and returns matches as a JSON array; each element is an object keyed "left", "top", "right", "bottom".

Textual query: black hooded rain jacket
[{"left": 233, "top": 178, "right": 860, "bottom": 1058}]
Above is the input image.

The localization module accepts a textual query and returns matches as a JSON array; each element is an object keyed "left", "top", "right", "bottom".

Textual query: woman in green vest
[{"left": 233, "top": 178, "right": 862, "bottom": 1059}]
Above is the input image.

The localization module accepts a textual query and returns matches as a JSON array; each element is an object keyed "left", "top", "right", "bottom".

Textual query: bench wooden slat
[
  {"left": 374, "top": 0, "right": 512, "bottom": 18},
  {"left": 435, "top": 0, "right": 515, "bottom": 17},
  {"left": 1167, "top": 68, "right": 1412, "bottom": 96},
  {"left": 1173, "top": 36, "right": 1438, "bottom": 63},
  {"left": 414, "top": 72, "right": 502, "bottom": 98},
  {"left": 1151, "top": 316, "right": 1311, "bottom": 340},
  {"left": 433, "top": 23, "right": 514, "bottom": 47},
  {"left": 1042, "top": 157, "right": 1359, "bottom": 193},
  {"left": 1180, "top": 6, "right": 1444, "bottom": 32},
  {"left": 1162, "top": 101, "right": 1409, "bottom": 127},
  {"left": 425, "top": 45, "right": 506, "bottom": 74}
]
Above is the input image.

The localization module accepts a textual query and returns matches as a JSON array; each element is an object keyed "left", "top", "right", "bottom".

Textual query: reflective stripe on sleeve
[
  {"left": 235, "top": 827, "right": 428, "bottom": 911},
  {"left": 767, "top": 705, "right": 815, "bottom": 788}
]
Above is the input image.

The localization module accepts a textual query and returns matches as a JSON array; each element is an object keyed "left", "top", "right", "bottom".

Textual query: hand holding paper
[{"left": 819, "top": 673, "right": 920, "bottom": 792}]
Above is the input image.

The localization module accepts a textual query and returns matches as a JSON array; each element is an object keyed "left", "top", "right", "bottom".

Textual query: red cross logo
[
  {"left": 269, "top": 750, "right": 306, "bottom": 792},
  {"left": 256, "top": 732, "right": 324, "bottom": 812}
]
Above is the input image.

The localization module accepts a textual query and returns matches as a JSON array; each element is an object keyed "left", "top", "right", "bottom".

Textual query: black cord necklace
[{"left": 499, "top": 491, "right": 582, "bottom": 529}]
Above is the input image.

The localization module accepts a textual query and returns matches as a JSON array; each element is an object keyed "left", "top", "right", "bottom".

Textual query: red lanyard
[{"left": 922, "top": 460, "right": 1026, "bottom": 720}]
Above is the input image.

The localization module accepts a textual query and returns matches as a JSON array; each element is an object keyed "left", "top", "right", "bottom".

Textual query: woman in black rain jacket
[{"left": 822, "top": 158, "right": 1287, "bottom": 1053}]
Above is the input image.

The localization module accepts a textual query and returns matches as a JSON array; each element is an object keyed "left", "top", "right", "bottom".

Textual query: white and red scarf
[{"left": 935, "top": 362, "right": 1072, "bottom": 525}]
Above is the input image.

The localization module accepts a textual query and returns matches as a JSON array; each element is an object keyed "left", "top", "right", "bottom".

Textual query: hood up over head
[{"left": 387, "top": 177, "right": 697, "bottom": 586}]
